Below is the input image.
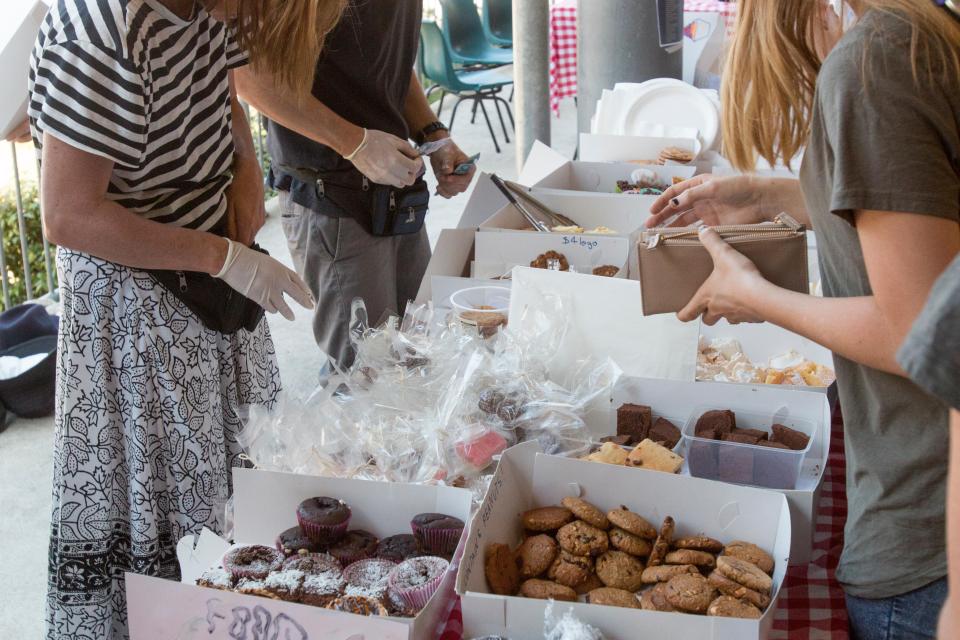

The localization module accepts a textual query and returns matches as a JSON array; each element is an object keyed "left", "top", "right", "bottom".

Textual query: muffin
[
  {"left": 388, "top": 556, "right": 450, "bottom": 613},
  {"left": 329, "top": 530, "right": 379, "bottom": 566},
  {"left": 276, "top": 525, "right": 321, "bottom": 557},
  {"left": 296, "top": 497, "right": 351, "bottom": 544},
  {"left": 221, "top": 545, "right": 284, "bottom": 580},
  {"left": 411, "top": 513, "right": 465, "bottom": 556},
  {"left": 376, "top": 534, "right": 421, "bottom": 563},
  {"left": 343, "top": 558, "right": 397, "bottom": 603}
]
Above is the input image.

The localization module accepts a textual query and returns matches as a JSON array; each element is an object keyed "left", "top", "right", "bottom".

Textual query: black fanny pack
[
  {"left": 280, "top": 165, "right": 429, "bottom": 237},
  {"left": 146, "top": 243, "right": 268, "bottom": 335}
]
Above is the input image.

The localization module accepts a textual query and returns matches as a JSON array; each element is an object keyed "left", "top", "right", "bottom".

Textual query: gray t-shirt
[
  {"left": 799, "top": 10, "right": 959, "bottom": 599},
  {"left": 898, "top": 256, "right": 960, "bottom": 410}
]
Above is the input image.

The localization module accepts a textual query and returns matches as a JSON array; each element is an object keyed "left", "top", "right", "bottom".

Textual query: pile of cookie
[
  {"left": 484, "top": 496, "right": 775, "bottom": 619},
  {"left": 529, "top": 251, "right": 621, "bottom": 278},
  {"left": 196, "top": 496, "right": 464, "bottom": 618}
]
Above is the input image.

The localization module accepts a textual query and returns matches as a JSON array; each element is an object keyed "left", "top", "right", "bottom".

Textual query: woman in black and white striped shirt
[{"left": 29, "top": 0, "right": 345, "bottom": 637}]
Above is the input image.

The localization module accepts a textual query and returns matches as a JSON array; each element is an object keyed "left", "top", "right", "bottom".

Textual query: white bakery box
[
  {"left": 456, "top": 442, "right": 791, "bottom": 640},
  {"left": 126, "top": 468, "right": 472, "bottom": 640}
]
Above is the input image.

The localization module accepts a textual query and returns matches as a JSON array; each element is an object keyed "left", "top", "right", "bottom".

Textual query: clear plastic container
[
  {"left": 450, "top": 286, "right": 510, "bottom": 337},
  {"left": 678, "top": 406, "right": 815, "bottom": 490}
]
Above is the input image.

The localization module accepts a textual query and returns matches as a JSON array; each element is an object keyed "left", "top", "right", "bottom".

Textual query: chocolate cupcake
[
  {"left": 276, "top": 525, "right": 321, "bottom": 557},
  {"left": 376, "top": 534, "right": 421, "bottom": 563},
  {"left": 263, "top": 569, "right": 305, "bottom": 602},
  {"left": 343, "top": 558, "right": 397, "bottom": 602},
  {"left": 387, "top": 556, "right": 449, "bottom": 613},
  {"left": 296, "top": 497, "right": 351, "bottom": 544},
  {"left": 301, "top": 571, "right": 345, "bottom": 607},
  {"left": 326, "top": 595, "right": 388, "bottom": 616},
  {"left": 329, "top": 530, "right": 379, "bottom": 566},
  {"left": 411, "top": 513, "right": 464, "bottom": 556},
  {"left": 283, "top": 551, "right": 342, "bottom": 573},
  {"left": 222, "top": 545, "right": 284, "bottom": 580}
]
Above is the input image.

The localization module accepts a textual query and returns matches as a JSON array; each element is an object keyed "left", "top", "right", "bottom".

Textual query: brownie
[
  {"left": 718, "top": 447, "right": 754, "bottom": 485},
  {"left": 376, "top": 534, "right": 420, "bottom": 563},
  {"left": 695, "top": 410, "right": 736, "bottom": 438},
  {"left": 648, "top": 417, "right": 681, "bottom": 449},
  {"left": 687, "top": 440, "right": 719, "bottom": 479},
  {"left": 617, "top": 404, "right": 652, "bottom": 445},
  {"left": 600, "top": 435, "right": 632, "bottom": 447},
  {"left": 732, "top": 427, "right": 768, "bottom": 442},
  {"left": 770, "top": 424, "right": 810, "bottom": 451},
  {"left": 722, "top": 432, "right": 760, "bottom": 445}
]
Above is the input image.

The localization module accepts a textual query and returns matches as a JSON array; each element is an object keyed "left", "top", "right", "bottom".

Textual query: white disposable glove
[
  {"left": 214, "top": 239, "right": 314, "bottom": 321},
  {"left": 345, "top": 128, "right": 424, "bottom": 189}
]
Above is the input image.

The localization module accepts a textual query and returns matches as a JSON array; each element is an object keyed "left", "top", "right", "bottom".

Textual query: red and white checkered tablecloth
[
  {"left": 549, "top": 0, "right": 739, "bottom": 115},
  {"left": 438, "top": 407, "right": 851, "bottom": 640}
]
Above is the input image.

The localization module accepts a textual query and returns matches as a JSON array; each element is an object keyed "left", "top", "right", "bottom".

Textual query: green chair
[
  {"left": 483, "top": 0, "right": 513, "bottom": 48},
  {"left": 439, "top": 0, "right": 513, "bottom": 67},
  {"left": 420, "top": 20, "right": 515, "bottom": 153}
]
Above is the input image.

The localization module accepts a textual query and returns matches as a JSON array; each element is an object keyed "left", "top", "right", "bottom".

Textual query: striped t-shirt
[{"left": 28, "top": 0, "right": 248, "bottom": 231}]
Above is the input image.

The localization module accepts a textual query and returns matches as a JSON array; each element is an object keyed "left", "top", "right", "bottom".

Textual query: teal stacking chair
[
  {"left": 439, "top": 0, "right": 513, "bottom": 67},
  {"left": 420, "top": 20, "right": 515, "bottom": 153},
  {"left": 483, "top": 0, "right": 513, "bottom": 48}
]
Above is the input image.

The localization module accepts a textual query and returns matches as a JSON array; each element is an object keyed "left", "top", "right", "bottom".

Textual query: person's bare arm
[
  {"left": 41, "top": 132, "right": 227, "bottom": 274},
  {"left": 680, "top": 211, "right": 959, "bottom": 375},
  {"left": 226, "top": 72, "right": 265, "bottom": 245},
  {"left": 403, "top": 71, "right": 441, "bottom": 140}
]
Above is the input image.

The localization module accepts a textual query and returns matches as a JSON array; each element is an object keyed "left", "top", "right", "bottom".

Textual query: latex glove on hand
[
  {"left": 215, "top": 239, "right": 314, "bottom": 321},
  {"left": 346, "top": 128, "right": 424, "bottom": 189},
  {"left": 429, "top": 138, "right": 475, "bottom": 198}
]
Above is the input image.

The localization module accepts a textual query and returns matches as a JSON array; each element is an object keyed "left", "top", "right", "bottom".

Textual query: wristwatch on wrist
[{"left": 416, "top": 121, "right": 449, "bottom": 145}]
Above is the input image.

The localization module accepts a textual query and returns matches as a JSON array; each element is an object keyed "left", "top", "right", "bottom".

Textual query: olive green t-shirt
[{"left": 799, "top": 10, "right": 960, "bottom": 599}]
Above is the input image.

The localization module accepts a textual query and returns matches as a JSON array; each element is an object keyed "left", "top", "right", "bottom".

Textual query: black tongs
[{"left": 489, "top": 174, "right": 580, "bottom": 232}]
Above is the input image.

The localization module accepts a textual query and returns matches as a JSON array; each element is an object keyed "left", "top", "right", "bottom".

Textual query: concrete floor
[{"left": 0, "top": 98, "right": 578, "bottom": 637}]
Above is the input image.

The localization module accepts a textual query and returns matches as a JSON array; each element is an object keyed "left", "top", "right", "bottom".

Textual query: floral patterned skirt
[{"left": 46, "top": 249, "right": 281, "bottom": 639}]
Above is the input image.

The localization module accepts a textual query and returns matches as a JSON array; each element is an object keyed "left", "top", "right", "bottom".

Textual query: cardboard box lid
[{"left": 457, "top": 443, "right": 791, "bottom": 640}]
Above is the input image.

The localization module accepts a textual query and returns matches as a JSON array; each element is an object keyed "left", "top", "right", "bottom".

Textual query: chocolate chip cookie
[
  {"left": 609, "top": 527, "right": 652, "bottom": 557},
  {"left": 646, "top": 516, "right": 675, "bottom": 567},
  {"left": 595, "top": 550, "right": 645, "bottom": 592},
  {"left": 665, "top": 549, "right": 716, "bottom": 569},
  {"left": 561, "top": 497, "right": 610, "bottom": 530},
  {"left": 640, "top": 564, "right": 698, "bottom": 584},
  {"left": 547, "top": 550, "right": 593, "bottom": 588},
  {"left": 673, "top": 534, "right": 724, "bottom": 553},
  {"left": 516, "top": 534, "right": 558, "bottom": 578},
  {"left": 574, "top": 572, "right": 605, "bottom": 595},
  {"left": 639, "top": 582, "right": 676, "bottom": 612},
  {"left": 716, "top": 556, "right": 773, "bottom": 594},
  {"left": 707, "top": 571, "right": 771, "bottom": 609},
  {"left": 521, "top": 506, "right": 573, "bottom": 532},
  {"left": 519, "top": 578, "right": 577, "bottom": 601},
  {"left": 484, "top": 543, "right": 520, "bottom": 596},
  {"left": 664, "top": 573, "right": 717, "bottom": 614},
  {"left": 587, "top": 587, "right": 641, "bottom": 609},
  {"left": 606, "top": 506, "right": 656, "bottom": 539},
  {"left": 723, "top": 541, "right": 774, "bottom": 575},
  {"left": 707, "top": 595, "right": 763, "bottom": 619},
  {"left": 557, "top": 520, "right": 609, "bottom": 557}
]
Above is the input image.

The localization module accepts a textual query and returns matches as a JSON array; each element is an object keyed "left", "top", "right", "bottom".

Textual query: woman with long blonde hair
[
  {"left": 648, "top": 1, "right": 960, "bottom": 637},
  {"left": 28, "top": 0, "right": 344, "bottom": 637}
]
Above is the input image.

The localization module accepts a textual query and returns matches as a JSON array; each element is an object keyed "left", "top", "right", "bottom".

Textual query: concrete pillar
[
  {"left": 577, "top": 1, "right": 683, "bottom": 134},
  {"left": 513, "top": 0, "right": 551, "bottom": 173}
]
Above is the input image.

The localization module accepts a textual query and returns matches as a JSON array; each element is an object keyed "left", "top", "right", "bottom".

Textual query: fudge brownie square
[
  {"left": 770, "top": 424, "right": 810, "bottom": 451},
  {"left": 648, "top": 417, "right": 681, "bottom": 449},
  {"left": 752, "top": 447, "right": 799, "bottom": 489},
  {"left": 722, "top": 432, "right": 760, "bottom": 445},
  {"left": 718, "top": 446, "right": 754, "bottom": 485},
  {"left": 732, "top": 427, "right": 769, "bottom": 441},
  {"left": 694, "top": 410, "right": 736, "bottom": 439},
  {"left": 687, "top": 440, "right": 719, "bottom": 480},
  {"left": 617, "top": 403, "right": 652, "bottom": 445}
]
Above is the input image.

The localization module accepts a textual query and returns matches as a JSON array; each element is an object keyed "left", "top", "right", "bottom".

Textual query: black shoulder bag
[{"left": 145, "top": 243, "right": 268, "bottom": 335}]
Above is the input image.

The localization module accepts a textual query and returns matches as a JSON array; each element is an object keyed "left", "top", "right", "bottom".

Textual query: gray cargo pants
[{"left": 278, "top": 190, "right": 431, "bottom": 368}]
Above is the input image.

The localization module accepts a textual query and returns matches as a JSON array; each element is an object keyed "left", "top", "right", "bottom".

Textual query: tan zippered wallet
[{"left": 637, "top": 213, "right": 809, "bottom": 315}]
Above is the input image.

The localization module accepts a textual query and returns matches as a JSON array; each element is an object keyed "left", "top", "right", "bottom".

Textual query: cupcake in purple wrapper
[
  {"left": 387, "top": 556, "right": 449, "bottom": 612},
  {"left": 296, "top": 497, "right": 351, "bottom": 545},
  {"left": 343, "top": 558, "right": 396, "bottom": 603},
  {"left": 376, "top": 534, "right": 421, "bottom": 563},
  {"left": 329, "top": 530, "right": 378, "bottom": 566},
  {"left": 276, "top": 525, "right": 322, "bottom": 557},
  {"left": 222, "top": 545, "right": 284, "bottom": 580},
  {"left": 410, "top": 513, "right": 464, "bottom": 556}
]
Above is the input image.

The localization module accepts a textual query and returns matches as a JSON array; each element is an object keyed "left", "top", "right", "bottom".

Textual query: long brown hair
[
  {"left": 722, "top": 0, "right": 960, "bottom": 171},
  {"left": 234, "top": 0, "right": 347, "bottom": 93}
]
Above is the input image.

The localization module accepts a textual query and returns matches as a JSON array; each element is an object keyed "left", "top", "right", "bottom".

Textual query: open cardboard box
[
  {"left": 578, "top": 133, "right": 702, "bottom": 165},
  {"left": 126, "top": 468, "right": 473, "bottom": 640},
  {"left": 456, "top": 442, "right": 792, "bottom": 640},
  {"left": 611, "top": 377, "right": 830, "bottom": 565}
]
